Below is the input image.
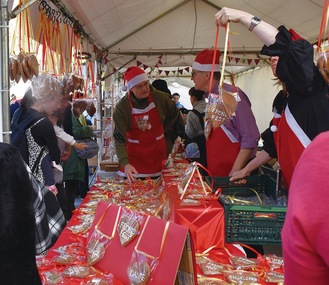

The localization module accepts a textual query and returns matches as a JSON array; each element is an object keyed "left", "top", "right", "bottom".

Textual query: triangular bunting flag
[
  {"left": 247, "top": 59, "right": 252, "bottom": 65},
  {"left": 136, "top": 60, "right": 142, "bottom": 66},
  {"left": 93, "top": 45, "right": 99, "bottom": 53},
  {"left": 165, "top": 70, "right": 170, "bottom": 76},
  {"left": 254, "top": 59, "right": 260, "bottom": 65},
  {"left": 235, "top": 58, "right": 240, "bottom": 64}
]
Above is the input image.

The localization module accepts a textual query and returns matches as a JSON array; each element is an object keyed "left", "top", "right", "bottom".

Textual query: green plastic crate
[{"left": 205, "top": 175, "right": 287, "bottom": 244}]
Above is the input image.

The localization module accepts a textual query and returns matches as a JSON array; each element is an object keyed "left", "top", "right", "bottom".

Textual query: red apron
[
  {"left": 119, "top": 92, "right": 166, "bottom": 178},
  {"left": 272, "top": 106, "right": 310, "bottom": 188},
  {"left": 206, "top": 125, "right": 240, "bottom": 176}
]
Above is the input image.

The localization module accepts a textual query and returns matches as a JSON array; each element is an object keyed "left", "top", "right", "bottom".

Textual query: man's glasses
[{"left": 191, "top": 70, "right": 203, "bottom": 78}]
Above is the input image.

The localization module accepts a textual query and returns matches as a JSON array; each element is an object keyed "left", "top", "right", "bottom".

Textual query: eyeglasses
[{"left": 191, "top": 70, "right": 203, "bottom": 78}]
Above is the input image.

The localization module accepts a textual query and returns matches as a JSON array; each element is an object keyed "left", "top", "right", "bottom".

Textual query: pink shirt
[{"left": 282, "top": 131, "right": 329, "bottom": 284}]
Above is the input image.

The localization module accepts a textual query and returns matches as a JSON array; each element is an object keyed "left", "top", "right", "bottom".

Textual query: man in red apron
[
  {"left": 191, "top": 49, "right": 260, "bottom": 177},
  {"left": 113, "top": 67, "right": 180, "bottom": 183}
]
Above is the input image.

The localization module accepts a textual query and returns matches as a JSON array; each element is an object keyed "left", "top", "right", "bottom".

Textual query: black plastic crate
[{"left": 205, "top": 175, "right": 287, "bottom": 244}]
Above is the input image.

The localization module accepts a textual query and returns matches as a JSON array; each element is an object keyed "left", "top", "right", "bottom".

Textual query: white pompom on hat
[
  {"left": 121, "top": 66, "right": 149, "bottom": 91},
  {"left": 270, "top": 125, "right": 278, "bottom": 132},
  {"left": 192, "top": 49, "right": 221, "bottom": 72}
]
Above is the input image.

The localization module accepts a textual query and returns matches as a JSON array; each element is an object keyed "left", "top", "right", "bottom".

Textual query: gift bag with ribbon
[
  {"left": 171, "top": 199, "right": 225, "bottom": 252},
  {"left": 168, "top": 162, "right": 226, "bottom": 252},
  {"left": 204, "top": 24, "right": 240, "bottom": 140}
]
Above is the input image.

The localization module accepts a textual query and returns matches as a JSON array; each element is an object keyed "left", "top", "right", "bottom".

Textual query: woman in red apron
[
  {"left": 227, "top": 60, "right": 291, "bottom": 186},
  {"left": 271, "top": 106, "right": 310, "bottom": 188}
]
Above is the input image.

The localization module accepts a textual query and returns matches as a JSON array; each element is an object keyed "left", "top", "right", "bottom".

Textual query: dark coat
[{"left": 0, "top": 143, "right": 41, "bottom": 284}]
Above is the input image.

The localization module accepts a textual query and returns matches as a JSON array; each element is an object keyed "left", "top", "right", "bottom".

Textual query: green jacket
[
  {"left": 63, "top": 111, "right": 94, "bottom": 181},
  {"left": 113, "top": 85, "right": 182, "bottom": 167}
]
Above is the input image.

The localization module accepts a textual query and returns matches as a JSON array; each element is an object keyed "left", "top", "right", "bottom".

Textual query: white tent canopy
[
  {"left": 5, "top": 0, "right": 326, "bottom": 135},
  {"left": 53, "top": 0, "right": 324, "bottom": 67},
  {"left": 9, "top": 0, "right": 325, "bottom": 71}
]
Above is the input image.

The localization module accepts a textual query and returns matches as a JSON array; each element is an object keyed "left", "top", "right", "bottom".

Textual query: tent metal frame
[{"left": 1, "top": 0, "right": 10, "bottom": 143}]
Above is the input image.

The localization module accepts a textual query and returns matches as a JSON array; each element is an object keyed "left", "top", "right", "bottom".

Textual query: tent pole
[
  {"left": 101, "top": 56, "right": 136, "bottom": 81},
  {"left": 0, "top": 0, "right": 10, "bottom": 143},
  {"left": 9, "top": 0, "right": 36, "bottom": 19}
]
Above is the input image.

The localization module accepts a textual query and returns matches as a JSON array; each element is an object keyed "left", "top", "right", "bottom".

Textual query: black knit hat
[
  {"left": 180, "top": 108, "right": 189, "bottom": 115},
  {"left": 152, "top": 79, "right": 171, "bottom": 96}
]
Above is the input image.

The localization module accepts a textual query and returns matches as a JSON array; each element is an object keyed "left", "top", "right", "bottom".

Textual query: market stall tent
[
  {"left": 3, "top": 0, "right": 326, "bottom": 141},
  {"left": 47, "top": 0, "right": 324, "bottom": 67}
]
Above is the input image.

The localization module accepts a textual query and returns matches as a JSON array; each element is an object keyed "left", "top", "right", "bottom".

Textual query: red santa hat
[
  {"left": 288, "top": 28, "right": 303, "bottom": 41},
  {"left": 122, "top": 66, "right": 149, "bottom": 91},
  {"left": 192, "top": 49, "right": 221, "bottom": 72}
]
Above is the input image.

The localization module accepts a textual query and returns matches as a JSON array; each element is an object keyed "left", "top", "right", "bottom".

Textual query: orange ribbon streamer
[{"left": 317, "top": 0, "right": 329, "bottom": 52}]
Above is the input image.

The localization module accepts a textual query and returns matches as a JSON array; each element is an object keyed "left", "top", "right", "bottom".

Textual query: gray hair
[{"left": 31, "top": 73, "right": 61, "bottom": 102}]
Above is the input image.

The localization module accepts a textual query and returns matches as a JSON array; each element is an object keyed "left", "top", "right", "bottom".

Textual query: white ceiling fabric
[
  {"left": 8, "top": 0, "right": 326, "bottom": 76},
  {"left": 55, "top": 0, "right": 325, "bottom": 70},
  {"left": 6, "top": 0, "right": 326, "bottom": 135}
]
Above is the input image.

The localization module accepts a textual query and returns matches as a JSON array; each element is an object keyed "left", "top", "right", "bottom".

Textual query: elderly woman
[{"left": 11, "top": 74, "right": 62, "bottom": 188}]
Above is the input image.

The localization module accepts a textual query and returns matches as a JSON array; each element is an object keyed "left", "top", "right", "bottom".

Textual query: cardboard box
[
  {"left": 100, "top": 160, "right": 119, "bottom": 171},
  {"left": 175, "top": 231, "right": 196, "bottom": 285},
  {"left": 87, "top": 156, "right": 98, "bottom": 166}
]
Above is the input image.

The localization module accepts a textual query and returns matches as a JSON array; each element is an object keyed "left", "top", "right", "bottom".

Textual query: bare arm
[
  {"left": 230, "top": 150, "right": 273, "bottom": 181},
  {"left": 229, "top": 148, "right": 254, "bottom": 176},
  {"left": 215, "top": 7, "right": 279, "bottom": 47}
]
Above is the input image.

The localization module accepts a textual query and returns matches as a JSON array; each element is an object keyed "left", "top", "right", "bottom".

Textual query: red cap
[
  {"left": 192, "top": 49, "right": 221, "bottom": 72},
  {"left": 123, "top": 66, "right": 149, "bottom": 90}
]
